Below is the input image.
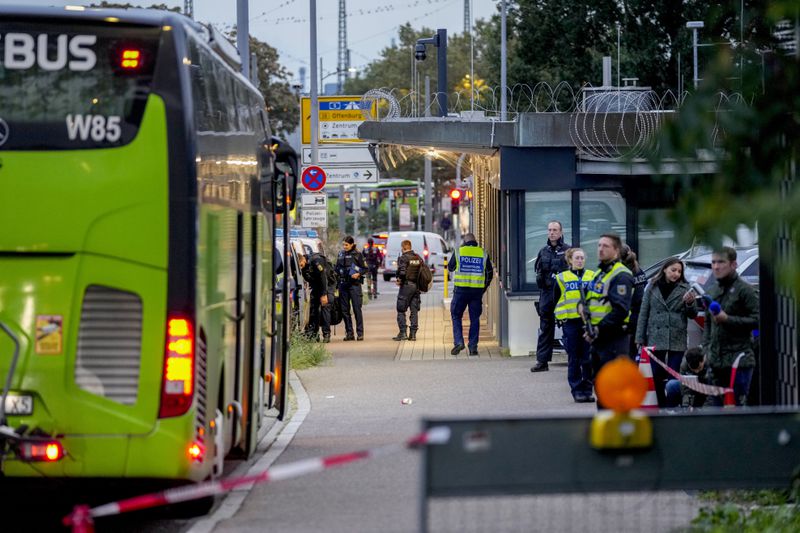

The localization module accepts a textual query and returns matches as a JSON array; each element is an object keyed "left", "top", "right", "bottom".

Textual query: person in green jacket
[{"left": 702, "top": 247, "right": 760, "bottom": 406}]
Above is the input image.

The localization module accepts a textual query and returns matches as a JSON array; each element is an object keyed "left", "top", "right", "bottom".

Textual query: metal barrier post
[{"left": 443, "top": 262, "right": 448, "bottom": 299}]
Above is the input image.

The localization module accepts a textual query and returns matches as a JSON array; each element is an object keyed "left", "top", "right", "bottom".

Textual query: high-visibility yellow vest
[
  {"left": 554, "top": 269, "right": 595, "bottom": 320},
  {"left": 454, "top": 245, "right": 487, "bottom": 288},
  {"left": 586, "top": 261, "right": 632, "bottom": 325}
]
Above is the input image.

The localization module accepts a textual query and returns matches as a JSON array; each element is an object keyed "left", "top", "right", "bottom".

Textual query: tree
[
  {"left": 91, "top": 3, "right": 298, "bottom": 135},
  {"left": 247, "top": 35, "right": 299, "bottom": 136},
  {"left": 652, "top": 0, "right": 799, "bottom": 285}
]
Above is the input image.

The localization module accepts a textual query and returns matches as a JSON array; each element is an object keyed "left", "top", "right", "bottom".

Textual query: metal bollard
[{"left": 443, "top": 261, "right": 448, "bottom": 299}]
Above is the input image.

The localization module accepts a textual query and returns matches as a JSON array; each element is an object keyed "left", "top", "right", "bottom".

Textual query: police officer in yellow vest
[
  {"left": 584, "top": 234, "right": 634, "bottom": 408},
  {"left": 448, "top": 233, "right": 494, "bottom": 356},
  {"left": 554, "top": 247, "right": 596, "bottom": 402}
]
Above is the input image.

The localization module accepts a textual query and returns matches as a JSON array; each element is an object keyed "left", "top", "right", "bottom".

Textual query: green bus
[{"left": 0, "top": 6, "right": 296, "bottom": 501}]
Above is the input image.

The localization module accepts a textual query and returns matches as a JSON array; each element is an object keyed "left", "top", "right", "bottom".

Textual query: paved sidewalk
[{"left": 395, "top": 286, "right": 501, "bottom": 361}]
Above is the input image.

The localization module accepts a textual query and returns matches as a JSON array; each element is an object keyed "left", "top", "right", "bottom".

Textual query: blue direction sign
[{"left": 301, "top": 166, "right": 327, "bottom": 192}]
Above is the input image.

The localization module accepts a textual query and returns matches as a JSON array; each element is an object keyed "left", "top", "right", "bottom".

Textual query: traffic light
[{"left": 450, "top": 188, "right": 462, "bottom": 214}]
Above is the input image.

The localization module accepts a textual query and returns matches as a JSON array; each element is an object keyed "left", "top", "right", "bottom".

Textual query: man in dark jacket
[
  {"left": 336, "top": 236, "right": 368, "bottom": 341},
  {"left": 364, "top": 238, "right": 382, "bottom": 299},
  {"left": 393, "top": 239, "right": 423, "bottom": 341},
  {"left": 665, "top": 347, "right": 709, "bottom": 408},
  {"left": 702, "top": 247, "right": 759, "bottom": 406},
  {"left": 622, "top": 244, "right": 648, "bottom": 359},
  {"left": 300, "top": 252, "right": 333, "bottom": 343},
  {"left": 531, "top": 221, "right": 571, "bottom": 372}
]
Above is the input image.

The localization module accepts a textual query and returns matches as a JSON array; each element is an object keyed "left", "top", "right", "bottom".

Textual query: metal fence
[{"left": 421, "top": 411, "right": 800, "bottom": 532}]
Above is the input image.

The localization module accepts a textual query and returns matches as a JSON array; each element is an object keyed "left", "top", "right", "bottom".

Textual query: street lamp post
[
  {"left": 686, "top": 21, "right": 705, "bottom": 90},
  {"left": 415, "top": 29, "right": 448, "bottom": 117}
]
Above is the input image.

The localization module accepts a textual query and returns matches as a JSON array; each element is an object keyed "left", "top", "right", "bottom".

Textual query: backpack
[
  {"left": 416, "top": 256, "right": 433, "bottom": 293},
  {"left": 320, "top": 254, "right": 338, "bottom": 288}
]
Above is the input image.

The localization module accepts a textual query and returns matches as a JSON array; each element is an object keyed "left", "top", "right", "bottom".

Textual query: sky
[{"left": 20, "top": 0, "right": 500, "bottom": 91}]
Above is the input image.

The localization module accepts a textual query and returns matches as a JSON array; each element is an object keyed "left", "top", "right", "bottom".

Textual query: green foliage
[
  {"left": 229, "top": 32, "right": 300, "bottom": 136},
  {"left": 651, "top": 0, "right": 800, "bottom": 290},
  {"left": 690, "top": 490, "right": 800, "bottom": 532},
  {"left": 289, "top": 331, "right": 330, "bottom": 370}
]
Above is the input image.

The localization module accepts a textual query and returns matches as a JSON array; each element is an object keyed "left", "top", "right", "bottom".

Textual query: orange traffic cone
[{"left": 637, "top": 346, "right": 659, "bottom": 410}]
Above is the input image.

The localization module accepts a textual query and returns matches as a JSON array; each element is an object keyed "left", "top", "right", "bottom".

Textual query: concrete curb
[{"left": 187, "top": 370, "right": 310, "bottom": 533}]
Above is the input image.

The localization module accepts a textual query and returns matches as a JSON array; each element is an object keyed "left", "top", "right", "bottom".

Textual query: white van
[{"left": 383, "top": 231, "right": 452, "bottom": 281}]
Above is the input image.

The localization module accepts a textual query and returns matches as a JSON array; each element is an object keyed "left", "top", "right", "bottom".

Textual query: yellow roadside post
[{"left": 443, "top": 261, "right": 449, "bottom": 299}]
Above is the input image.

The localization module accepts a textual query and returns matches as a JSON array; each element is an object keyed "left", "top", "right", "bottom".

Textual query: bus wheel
[{"left": 213, "top": 408, "right": 225, "bottom": 478}]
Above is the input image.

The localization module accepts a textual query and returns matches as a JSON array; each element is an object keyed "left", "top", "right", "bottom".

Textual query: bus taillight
[
  {"left": 159, "top": 318, "right": 195, "bottom": 418},
  {"left": 20, "top": 441, "right": 64, "bottom": 462},
  {"left": 120, "top": 49, "right": 142, "bottom": 69}
]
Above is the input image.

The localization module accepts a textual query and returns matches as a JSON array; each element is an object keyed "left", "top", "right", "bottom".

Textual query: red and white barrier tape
[
  {"left": 642, "top": 346, "right": 744, "bottom": 403},
  {"left": 63, "top": 426, "right": 451, "bottom": 530}
]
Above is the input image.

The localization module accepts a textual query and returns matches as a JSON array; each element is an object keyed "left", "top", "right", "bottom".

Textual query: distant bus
[{"left": 0, "top": 6, "right": 296, "bottom": 502}]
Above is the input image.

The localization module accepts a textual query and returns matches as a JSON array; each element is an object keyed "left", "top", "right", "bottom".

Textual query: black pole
[{"left": 436, "top": 28, "right": 447, "bottom": 117}]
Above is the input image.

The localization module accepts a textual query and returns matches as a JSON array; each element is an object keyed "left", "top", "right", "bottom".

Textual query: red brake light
[
  {"left": 120, "top": 49, "right": 142, "bottom": 69},
  {"left": 188, "top": 442, "right": 204, "bottom": 462},
  {"left": 20, "top": 441, "right": 64, "bottom": 462},
  {"left": 159, "top": 317, "right": 195, "bottom": 418},
  {"left": 423, "top": 248, "right": 429, "bottom": 257}
]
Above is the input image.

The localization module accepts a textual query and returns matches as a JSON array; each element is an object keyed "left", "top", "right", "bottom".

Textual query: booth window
[
  {"left": 524, "top": 191, "right": 572, "bottom": 286},
  {"left": 637, "top": 208, "right": 694, "bottom": 269},
  {"left": 579, "top": 191, "right": 626, "bottom": 267}
]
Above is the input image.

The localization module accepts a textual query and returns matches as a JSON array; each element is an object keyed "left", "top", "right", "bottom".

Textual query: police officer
[
  {"left": 393, "top": 239, "right": 422, "bottom": 341},
  {"left": 336, "top": 236, "right": 367, "bottom": 341},
  {"left": 364, "top": 238, "right": 382, "bottom": 299},
  {"left": 299, "top": 252, "right": 333, "bottom": 343},
  {"left": 622, "top": 244, "right": 648, "bottom": 359},
  {"left": 553, "top": 247, "right": 595, "bottom": 402},
  {"left": 584, "top": 233, "right": 634, "bottom": 409},
  {"left": 531, "top": 221, "right": 571, "bottom": 372},
  {"left": 448, "top": 233, "right": 494, "bottom": 356}
]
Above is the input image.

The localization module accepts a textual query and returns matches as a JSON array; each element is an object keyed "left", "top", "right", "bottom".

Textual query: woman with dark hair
[{"left": 635, "top": 258, "right": 698, "bottom": 407}]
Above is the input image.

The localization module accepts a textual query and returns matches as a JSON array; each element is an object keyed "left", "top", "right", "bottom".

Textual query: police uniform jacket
[
  {"left": 534, "top": 237, "right": 570, "bottom": 289},
  {"left": 447, "top": 240, "right": 494, "bottom": 291},
  {"left": 301, "top": 253, "right": 328, "bottom": 294},
  {"left": 397, "top": 250, "right": 423, "bottom": 286},
  {"left": 336, "top": 248, "right": 367, "bottom": 286},
  {"left": 634, "top": 280, "right": 697, "bottom": 351},
  {"left": 591, "top": 259, "right": 634, "bottom": 338},
  {"left": 702, "top": 273, "right": 759, "bottom": 369}
]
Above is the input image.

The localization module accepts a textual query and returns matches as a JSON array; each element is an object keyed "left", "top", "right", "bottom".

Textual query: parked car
[{"left": 382, "top": 231, "right": 452, "bottom": 281}]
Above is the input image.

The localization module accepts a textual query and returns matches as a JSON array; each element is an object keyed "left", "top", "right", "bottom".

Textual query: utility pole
[
  {"left": 463, "top": 0, "right": 470, "bottom": 33},
  {"left": 424, "top": 76, "right": 433, "bottom": 232},
  {"left": 310, "top": 0, "right": 319, "bottom": 167},
  {"left": 337, "top": 0, "right": 347, "bottom": 94},
  {"left": 353, "top": 186, "right": 360, "bottom": 237},
  {"left": 237, "top": 0, "right": 249, "bottom": 80},
  {"left": 500, "top": 0, "right": 507, "bottom": 120},
  {"left": 184, "top": 0, "right": 193, "bottom": 18}
]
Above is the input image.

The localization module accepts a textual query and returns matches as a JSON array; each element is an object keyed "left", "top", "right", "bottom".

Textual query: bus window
[{"left": 0, "top": 21, "right": 161, "bottom": 150}]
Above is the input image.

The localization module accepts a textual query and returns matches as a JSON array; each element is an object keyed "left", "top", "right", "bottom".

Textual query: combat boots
[
  {"left": 392, "top": 328, "right": 408, "bottom": 341},
  {"left": 408, "top": 329, "right": 417, "bottom": 341}
]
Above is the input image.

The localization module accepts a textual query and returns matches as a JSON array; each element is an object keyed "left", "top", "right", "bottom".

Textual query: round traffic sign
[{"left": 301, "top": 166, "right": 327, "bottom": 192}]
